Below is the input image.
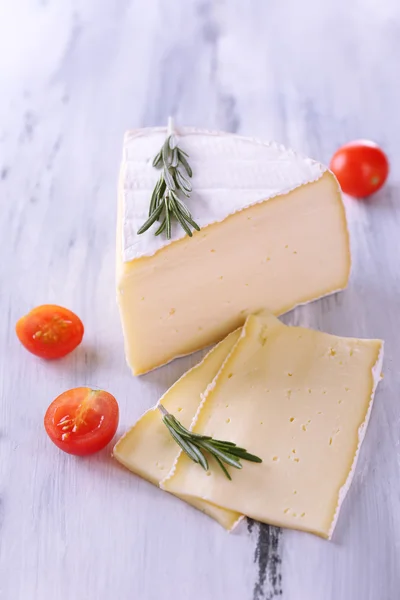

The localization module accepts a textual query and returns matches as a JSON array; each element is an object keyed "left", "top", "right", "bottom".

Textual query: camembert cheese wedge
[
  {"left": 113, "top": 330, "right": 242, "bottom": 530},
  {"left": 162, "top": 312, "right": 383, "bottom": 539},
  {"left": 117, "top": 128, "right": 351, "bottom": 375}
]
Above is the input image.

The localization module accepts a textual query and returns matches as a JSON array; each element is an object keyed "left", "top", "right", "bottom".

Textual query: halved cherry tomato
[
  {"left": 16, "top": 305, "right": 84, "bottom": 359},
  {"left": 44, "top": 387, "right": 119, "bottom": 455},
  {"left": 330, "top": 140, "right": 389, "bottom": 198}
]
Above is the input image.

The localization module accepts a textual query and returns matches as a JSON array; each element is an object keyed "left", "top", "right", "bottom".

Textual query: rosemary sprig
[
  {"left": 158, "top": 404, "right": 262, "bottom": 480},
  {"left": 138, "top": 118, "right": 200, "bottom": 240}
]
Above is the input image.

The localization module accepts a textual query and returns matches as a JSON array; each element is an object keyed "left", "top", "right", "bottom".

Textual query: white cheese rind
[
  {"left": 328, "top": 343, "right": 384, "bottom": 538},
  {"left": 121, "top": 127, "right": 327, "bottom": 261}
]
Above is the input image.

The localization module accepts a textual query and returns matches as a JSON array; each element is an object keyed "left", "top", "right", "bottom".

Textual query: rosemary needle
[
  {"left": 158, "top": 404, "right": 262, "bottom": 480},
  {"left": 138, "top": 118, "right": 200, "bottom": 240}
]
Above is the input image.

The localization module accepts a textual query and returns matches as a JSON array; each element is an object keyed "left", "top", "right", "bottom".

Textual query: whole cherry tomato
[{"left": 330, "top": 140, "right": 389, "bottom": 198}]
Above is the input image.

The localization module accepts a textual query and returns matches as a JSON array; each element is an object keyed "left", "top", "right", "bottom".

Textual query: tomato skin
[
  {"left": 44, "top": 388, "right": 119, "bottom": 456},
  {"left": 16, "top": 305, "right": 84, "bottom": 359},
  {"left": 330, "top": 140, "right": 389, "bottom": 198}
]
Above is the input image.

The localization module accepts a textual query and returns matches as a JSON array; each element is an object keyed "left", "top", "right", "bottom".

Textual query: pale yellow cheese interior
[
  {"left": 117, "top": 172, "right": 351, "bottom": 375},
  {"left": 113, "top": 330, "right": 242, "bottom": 530},
  {"left": 161, "top": 312, "right": 383, "bottom": 538}
]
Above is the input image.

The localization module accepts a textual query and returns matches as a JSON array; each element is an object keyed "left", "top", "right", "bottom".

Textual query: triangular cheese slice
[{"left": 117, "top": 128, "right": 351, "bottom": 374}]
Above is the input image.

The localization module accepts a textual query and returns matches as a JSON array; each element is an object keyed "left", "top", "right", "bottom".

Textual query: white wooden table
[{"left": 1, "top": 1, "right": 399, "bottom": 598}]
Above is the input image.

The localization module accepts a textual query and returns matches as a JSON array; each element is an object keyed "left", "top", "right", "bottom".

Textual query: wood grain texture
[{"left": 1, "top": 1, "right": 399, "bottom": 598}]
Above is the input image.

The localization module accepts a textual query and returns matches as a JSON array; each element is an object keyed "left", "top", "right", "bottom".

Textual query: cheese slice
[
  {"left": 113, "top": 329, "right": 242, "bottom": 530},
  {"left": 161, "top": 312, "right": 383, "bottom": 539},
  {"left": 117, "top": 127, "right": 351, "bottom": 375}
]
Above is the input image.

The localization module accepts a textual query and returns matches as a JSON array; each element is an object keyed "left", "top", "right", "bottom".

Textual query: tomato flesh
[
  {"left": 44, "top": 387, "right": 119, "bottom": 455},
  {"left": 16, "top": 305, "right": 84, "bottom": 359},
  {"left": 330, "top": 140, "right": 389, "bottom": 198}
]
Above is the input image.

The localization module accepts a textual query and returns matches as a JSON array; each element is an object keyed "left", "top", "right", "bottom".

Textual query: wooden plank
[{"left": 0, "top": 0, "right": 399, "bottom": 598}]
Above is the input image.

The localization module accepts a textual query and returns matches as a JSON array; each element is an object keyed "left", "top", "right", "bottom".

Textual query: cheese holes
[
  {"left": 329, "top": 429, "right": 340, "bottom": 445},
  {"left": 288, "top": 453, "right": 300, "bottom": 463}
]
